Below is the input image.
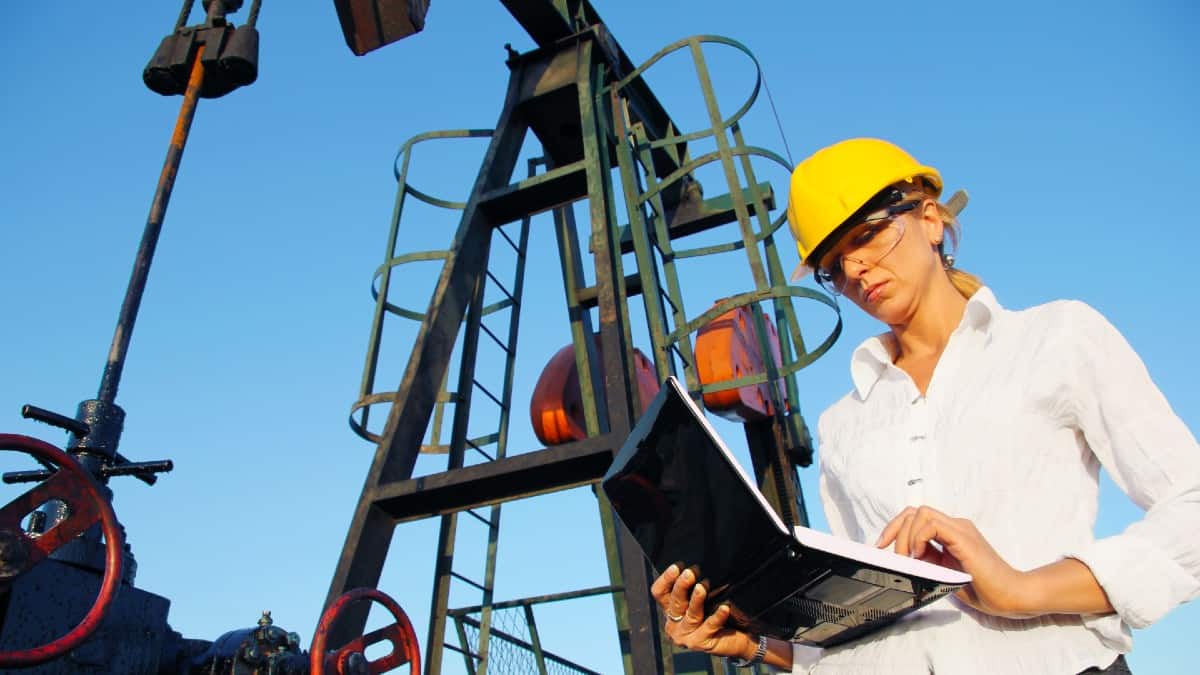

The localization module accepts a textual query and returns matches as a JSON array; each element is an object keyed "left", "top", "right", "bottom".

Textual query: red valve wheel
[
  {"left": 311, "top": 588, "right": 421, "bottom": 675},
  {"left": 0, "top": 434, "right": 124, "bottom": 668}
]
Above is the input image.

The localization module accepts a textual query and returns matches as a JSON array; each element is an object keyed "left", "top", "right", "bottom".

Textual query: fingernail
[
  {"left": 681, "top": 568, "right": 694, "bottom": 581},
  {"left": 666, "top": 564, "right": 679, "bottom": 575}
]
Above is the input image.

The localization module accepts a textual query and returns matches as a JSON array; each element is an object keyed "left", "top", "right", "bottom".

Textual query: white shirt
[{"left": 789, "top": 288, "right": 1200, "bottom": 674}]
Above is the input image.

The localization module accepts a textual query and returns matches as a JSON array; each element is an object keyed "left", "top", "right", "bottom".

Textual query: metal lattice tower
[{"left": 325, "top": 4, "right": 841, "bottom": 674}]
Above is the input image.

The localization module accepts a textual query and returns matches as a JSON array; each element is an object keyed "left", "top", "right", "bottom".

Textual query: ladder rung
[
  {"left": 471, "top": 379, "right": 507, "bottom": 411},
  {"left": 670, "top": 342, "right": 693, "bottom": 368},
  {"left": 658, "top": 287, "right": 679, "bottom": 313},
  {"left": 478, "top": 321, "right": 512, "bottom": 355},
  {"left": 481, "top": 298, "right": 515, "bottom": 316},
  {"left": 485, "top": 270, "right": 515, "bottom": 304},
  {"left": 465, "top": 437, "right": 495, "bottom": 462},
  {"left": 451, "top": 571, "right": 490, "bottom": 592},
  {"left": 496, "top": 225, "right": 523, "bottom": 257}
]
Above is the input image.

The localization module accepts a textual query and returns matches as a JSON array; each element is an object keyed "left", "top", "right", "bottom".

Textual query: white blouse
[{"left": 790, "top": 288, "right": 1200, "bottom": 674}]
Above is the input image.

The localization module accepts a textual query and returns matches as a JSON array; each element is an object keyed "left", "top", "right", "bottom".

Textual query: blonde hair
[
  {"left": 905, "top": 176, "right": 983, "bottom": 299},
  {"left": 934, "top": 201, "right": 984, "bottom": 298}
]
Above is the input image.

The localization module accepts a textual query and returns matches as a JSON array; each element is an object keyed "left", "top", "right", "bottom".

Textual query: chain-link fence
[{"left": 454, "top": 605, "right": 601, "bottom": 675}]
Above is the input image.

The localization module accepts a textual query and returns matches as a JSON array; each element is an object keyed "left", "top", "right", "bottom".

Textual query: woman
[{"left": 651, "top": 138, "right": 1199, "bottom": 673}]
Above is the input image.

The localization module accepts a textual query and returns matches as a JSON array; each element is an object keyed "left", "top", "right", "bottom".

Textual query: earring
[{"left": 942, "top": 253, "right": 956, "bottom": 269}]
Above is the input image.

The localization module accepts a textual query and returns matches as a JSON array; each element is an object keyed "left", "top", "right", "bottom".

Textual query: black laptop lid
[{"left": 602, "top": 379, "right": 791, "bottom": 596}]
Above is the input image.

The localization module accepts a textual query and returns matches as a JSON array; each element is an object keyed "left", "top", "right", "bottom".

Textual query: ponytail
[{"left": 934, "top": 200, "right": 983, "bottom": 298}]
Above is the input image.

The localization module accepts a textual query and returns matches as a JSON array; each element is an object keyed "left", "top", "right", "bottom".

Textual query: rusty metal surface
[
  {"left": 0, "top": 435, "right": 125, "bottom": 669},
  {"left": 333, "top": 0, "right": 431, "bottom": 56},
  {"left": 311, "top": 588, "right": 420, "bottom": 675},
  {"left": 100, "top": 43, "right": 207, "bottom": 407}
]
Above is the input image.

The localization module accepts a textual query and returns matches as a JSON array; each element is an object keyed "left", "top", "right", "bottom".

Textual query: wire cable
[{"left": 760, "top": 68, "right": 794, "bottom": 168}]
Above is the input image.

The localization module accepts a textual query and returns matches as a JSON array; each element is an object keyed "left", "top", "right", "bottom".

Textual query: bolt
[{"left": 344, "top": 652, "right": 369, "bottom": 675}]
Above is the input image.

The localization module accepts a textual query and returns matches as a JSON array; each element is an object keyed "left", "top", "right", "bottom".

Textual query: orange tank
[
  {"left": 694, "top": 304, "right": 786, "bottom": 422},
  {"left": 530, "top": 337, "right": 660, "bottom": 446}
]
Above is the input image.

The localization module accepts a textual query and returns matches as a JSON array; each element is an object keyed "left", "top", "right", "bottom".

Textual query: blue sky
[{"left": 1, "top": 1, "right": 1197, "bottom": 673}]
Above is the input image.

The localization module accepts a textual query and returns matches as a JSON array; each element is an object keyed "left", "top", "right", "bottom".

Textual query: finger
[
  {"left": 892, "top": 511, "right": 918, "bottom": 556},
  {"left": 908, "top": 508, "right": 958, "bottom": 560},
  {"left": 700, "top": 603, "right": 733, "bottom": 633},
  {"left": 876, "top": 507, "right": 916, "bottom": 548},
  {"left": 684, "top": 579, "right": 708, "bottom": 623},
  {"left": 916, "top": 546, "right": 948, "bottom": 567},
  {"left": 909, "top": 519, "right": 943, "bottom": 560},
  {"left": 669, "top": 566, "right": 697, "bottom": 614},
  {"left": 651, "top": 563, "right": 681, "bottom": 603}
]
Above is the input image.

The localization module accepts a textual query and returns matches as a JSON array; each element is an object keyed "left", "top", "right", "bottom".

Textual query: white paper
[{"left": 792, "top": 526, "right": 972, "bottom": 585}]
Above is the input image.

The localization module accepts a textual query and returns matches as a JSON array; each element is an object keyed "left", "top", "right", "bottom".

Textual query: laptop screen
[{"left": 603, "top": 380, "right": 790, "bottom": 597}]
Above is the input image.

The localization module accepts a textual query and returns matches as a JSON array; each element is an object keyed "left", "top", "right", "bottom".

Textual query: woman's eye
[{"left": 852, "top": 224, "right": 886, "bottom": 246}]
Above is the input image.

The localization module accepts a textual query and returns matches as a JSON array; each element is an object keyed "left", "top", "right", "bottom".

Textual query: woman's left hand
[{"left": 877, "top": 505, "right": 1039, "bottom": 618}]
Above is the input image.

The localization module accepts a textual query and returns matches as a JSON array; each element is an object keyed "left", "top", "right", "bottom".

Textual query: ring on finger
[{"left": 666, "top": 610, "right": 685, "bottom": 622}]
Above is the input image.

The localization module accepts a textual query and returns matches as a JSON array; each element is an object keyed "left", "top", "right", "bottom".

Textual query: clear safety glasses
[{"left": 813, "top": 199, "right": 922, "bottom": 296}]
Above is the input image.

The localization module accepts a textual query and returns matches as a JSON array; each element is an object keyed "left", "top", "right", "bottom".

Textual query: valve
[
  {"left": 311, "top": 588, "right": 421, "bottom": 675},
  {"left": 0, "top": 434, "right": 124, "bottom": 668},
  {"left": 5, "top": 404, "right": 173, "bottom": 487}
]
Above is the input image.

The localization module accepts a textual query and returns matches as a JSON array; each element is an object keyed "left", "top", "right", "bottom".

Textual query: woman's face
[{"left": 815, "top": 197, "right": 945, "bottom": 326}]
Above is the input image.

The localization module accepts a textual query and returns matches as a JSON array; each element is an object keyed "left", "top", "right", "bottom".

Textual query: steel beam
[
  {"left": 323, "top": 61, "right": 530, "bottom": 647},
  {"left": 370, "top": 434, "right": 618, "bottom": 523}
]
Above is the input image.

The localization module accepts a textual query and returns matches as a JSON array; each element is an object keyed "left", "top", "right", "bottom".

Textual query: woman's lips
[{"left": 865, "top": 281, "right": 887, "bottom": 303}]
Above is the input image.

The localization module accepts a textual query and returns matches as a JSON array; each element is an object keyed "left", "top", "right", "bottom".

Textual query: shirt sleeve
[{"left": 1060, "top": 301, "right": 1200, "bottom": 629}]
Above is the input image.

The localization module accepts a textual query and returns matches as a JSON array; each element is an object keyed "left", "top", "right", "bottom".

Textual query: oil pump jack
[{"left": 0, "top": 1, "right": 845, "bottom": 673}]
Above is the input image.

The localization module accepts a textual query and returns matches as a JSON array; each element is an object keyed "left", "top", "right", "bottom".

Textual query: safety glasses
[{"left": 813, "top": 199, "right": 922, "bottom": 296}]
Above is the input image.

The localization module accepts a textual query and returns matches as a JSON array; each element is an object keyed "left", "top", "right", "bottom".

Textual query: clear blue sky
[{"left": 1, "top": 1, "right": 1196, "bottom": 673}]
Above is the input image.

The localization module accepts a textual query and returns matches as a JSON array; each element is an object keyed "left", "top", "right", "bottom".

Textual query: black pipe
[{"left": 96, "top": 44, "right": 208, "bottom": 404}]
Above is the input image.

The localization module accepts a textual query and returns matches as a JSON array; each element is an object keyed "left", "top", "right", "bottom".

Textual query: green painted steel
[{"left": 339, "top": 29, "right": 843, "bottom": 675}]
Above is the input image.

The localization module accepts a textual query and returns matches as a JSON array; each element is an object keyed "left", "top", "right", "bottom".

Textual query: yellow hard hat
[{"left": 787, "top": 138, "right": 942, "bottom": 278}]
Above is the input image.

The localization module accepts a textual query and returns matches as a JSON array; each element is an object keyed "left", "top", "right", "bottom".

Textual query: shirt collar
[{"left": 849, "top": 286, "right": 1002, "bottom": 399}]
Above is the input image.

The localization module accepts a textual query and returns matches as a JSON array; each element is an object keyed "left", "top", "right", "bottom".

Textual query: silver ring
[{"left": 666, "top": 611, "right": 685, "bottom": 622}]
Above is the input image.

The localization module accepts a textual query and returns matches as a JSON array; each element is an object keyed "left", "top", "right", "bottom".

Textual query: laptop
[{"left": 601, "top": 376, "right": 969, "bottom": 647}]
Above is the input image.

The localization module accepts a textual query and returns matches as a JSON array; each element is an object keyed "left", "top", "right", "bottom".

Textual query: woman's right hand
[{"left": 649, "top": 563, "right": 759, "bottom": 660}]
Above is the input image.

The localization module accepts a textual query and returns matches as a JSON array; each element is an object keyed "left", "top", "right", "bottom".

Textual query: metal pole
[
  {"left": 175, "top": 0, "right": 195, "bottom": 30},
  {"left": 97, "top": 45, "right": 206, "bottom": 404}
]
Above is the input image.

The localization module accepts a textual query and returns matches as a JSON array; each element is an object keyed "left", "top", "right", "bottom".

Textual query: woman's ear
[{"left": 920, "top": 199, "right": 945, "bottom": 247}]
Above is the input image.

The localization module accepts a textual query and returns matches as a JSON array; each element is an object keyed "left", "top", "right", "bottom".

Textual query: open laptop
[{"left": 601, "top": 376, "right": 969, "bottom": 647}]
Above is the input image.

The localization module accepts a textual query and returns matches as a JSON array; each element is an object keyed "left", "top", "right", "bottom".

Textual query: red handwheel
[
  {"left": 311, "top": 588, "right": 421, "bottom": 675},
  {"left": 0, "top": 434, "right": 124, "bottom": 668}
]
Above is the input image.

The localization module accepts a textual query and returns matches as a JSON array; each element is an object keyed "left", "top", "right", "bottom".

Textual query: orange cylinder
[
  {"left": 530, "top": 336, "right": 660, "bottom": 446},
  {"left": 694, "top": 304, "right": 786, "bottom": 422}
]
